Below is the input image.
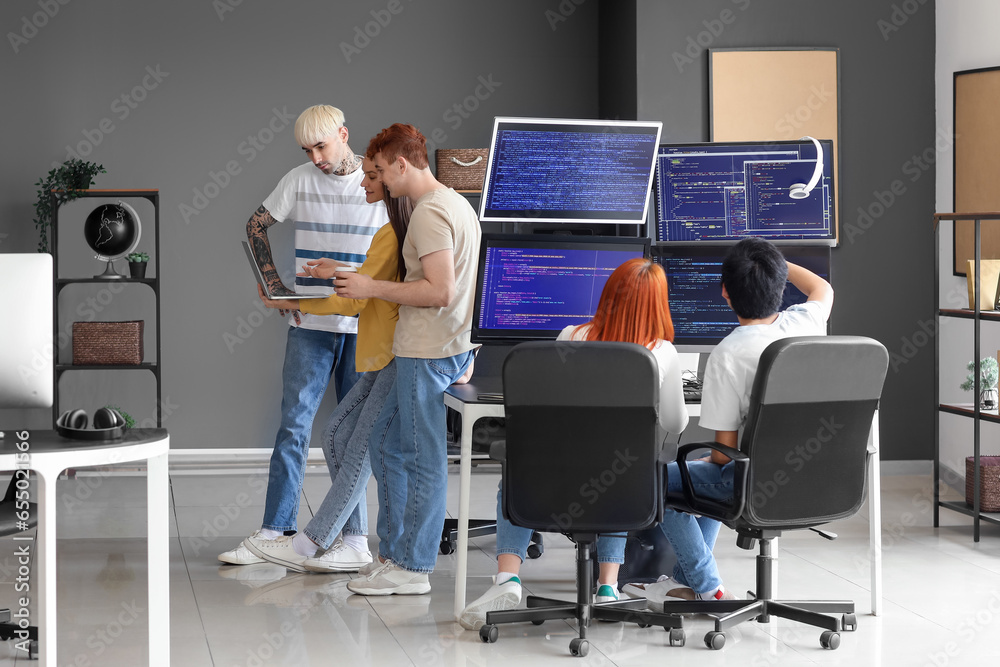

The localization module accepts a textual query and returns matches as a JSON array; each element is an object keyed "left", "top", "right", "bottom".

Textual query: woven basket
[
  {"left": 73, "top": 320, "right": 144, "bottom": 365},
  {"left": 965, "top": 455, "right": 1000, "bottom": 512},
  {"left": 435, "top": 148, "right": 488, "bottom": 191}
]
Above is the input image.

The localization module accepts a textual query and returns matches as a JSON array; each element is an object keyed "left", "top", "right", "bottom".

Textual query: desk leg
[
  {"left": 36, "top": 471, "right": 58, "bottom": 666},
  {"left": 868, "top": 412, "right": 882, "bottom": 617},
  {"left": 454, "top": 428, "right": 474, "bottom": 620},
  {"left": 147, "top": 452, "right": 170, "bottom": 665}
]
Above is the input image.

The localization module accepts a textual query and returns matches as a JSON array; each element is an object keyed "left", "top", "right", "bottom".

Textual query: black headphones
[{"left": 56, "top": 407, "right": 126, "bottom": 441}]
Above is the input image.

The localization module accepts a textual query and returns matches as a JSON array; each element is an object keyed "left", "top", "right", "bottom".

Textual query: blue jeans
[
  {"left": 658, "top": 460, "right": 735, "bottom": 595},
  {"left": 494, "top": 483, "right": 626, "bottom": 564},
  {"left": 369, "top": 351, "right": 474, "bottom": 573},
  {"left": 303, "top": 362, "right": 396, "bottom": 548},
  {"left": 262, "top": 326, "right": 361, "bottom": 533}
]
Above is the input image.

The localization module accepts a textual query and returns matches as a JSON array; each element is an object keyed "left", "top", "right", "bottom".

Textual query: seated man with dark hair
[{"left": 624, "top": 236, "right": 834, "bottom": 605}]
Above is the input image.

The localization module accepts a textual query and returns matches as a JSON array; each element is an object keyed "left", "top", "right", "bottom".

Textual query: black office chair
[
  {"left": 659, "top": 336, "right": 888, "bottom": 651},
  {"left": 0, "top": 474, "right": 39, "bottom": 659},
  {"left": 479, "top": 341, "right": 684, "bottom": 656}
]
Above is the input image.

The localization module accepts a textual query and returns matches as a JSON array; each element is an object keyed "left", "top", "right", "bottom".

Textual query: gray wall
[
  {"left": 632, "top": 0, "right": 936, "bottom": 461},
  {"left": 1, "top": 0, "right": 936, "bottom": 461},
  {"left": 0, "top": 0, "right": 599, "bottom": 446}
]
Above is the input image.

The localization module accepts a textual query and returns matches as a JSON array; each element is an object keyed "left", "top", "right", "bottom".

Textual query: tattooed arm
[{"left": 246, "top": 205, "right": 284, "bottom": 293}]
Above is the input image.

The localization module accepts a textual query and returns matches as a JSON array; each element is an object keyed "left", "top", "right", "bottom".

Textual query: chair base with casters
[
  {"left": 479, "top": 536, "right": 685, "bottom": 656},
  {"left": 439, "top": 519, "right": 543, "bottom": 558},
  {"left": 658, "top": 529, "right": 856, "bottom": 651}
]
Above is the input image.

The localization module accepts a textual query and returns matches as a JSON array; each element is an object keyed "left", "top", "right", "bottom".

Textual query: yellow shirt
[{"left": 299, "top": 224, "right": 399, "bottom": 372}]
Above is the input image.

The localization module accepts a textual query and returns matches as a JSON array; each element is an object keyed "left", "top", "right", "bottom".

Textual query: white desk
[
  {"left": 444, "top": 383, "right": 883, "bottom": 619},
  {"left": 0, "top": 429, "right": 170, "bottom": 666}
]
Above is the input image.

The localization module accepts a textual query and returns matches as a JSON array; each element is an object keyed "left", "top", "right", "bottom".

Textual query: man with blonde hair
[{"left": 219, "top": 105, "right": 387, "bottom": 566}]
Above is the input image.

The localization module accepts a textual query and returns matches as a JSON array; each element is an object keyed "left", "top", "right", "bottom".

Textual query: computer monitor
[
  {"left": 652, "top": 244, "right": 832, "bottom": 353},
  {"left": 0, "top": 254, "right": 53, "bottom": 409},
  {"left": 654, "top": 139, "right": 835, "bottom": 245},
  {"left": 472, "top": 233, "right": 651, "bottom": 344},
  {"left": 478, "top": 117, "right": 662, "bottom": 225}
]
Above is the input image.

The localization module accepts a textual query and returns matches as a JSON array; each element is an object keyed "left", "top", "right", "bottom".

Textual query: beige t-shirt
[{"left": 394, "top": 188, "right": 481, "bottom": 359}]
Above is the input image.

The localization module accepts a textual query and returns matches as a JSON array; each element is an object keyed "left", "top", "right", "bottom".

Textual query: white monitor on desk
[{"left": 0, "top": 253, "right": 53, "bottom": 409}]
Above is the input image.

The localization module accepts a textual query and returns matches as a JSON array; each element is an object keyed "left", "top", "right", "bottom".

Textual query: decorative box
[
  {"left": 965, "top": 455, "right": 1000, "bottom": 512},
  {"left": 72, "top": 320, "right": 144, "bottom": 365},
  {"left": 435, "top": 148, "right": 489, "bottom": 191}
]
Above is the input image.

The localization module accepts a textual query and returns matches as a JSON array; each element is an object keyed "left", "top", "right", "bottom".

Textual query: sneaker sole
[
  {"left": 302, "top": 560, "right": 371, "bottom": 573},
  {"left": 218, "top": 553, "right": 266, "bottom": 565},
  {"left": 347, "top": 581, "right": 431, "bottom": 596},
  {"left": 244, "top": 541, "right": 308, "bottom": 573}
]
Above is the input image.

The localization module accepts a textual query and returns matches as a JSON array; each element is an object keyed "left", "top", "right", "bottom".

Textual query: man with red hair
[{"left": 335, "top": 124, "right": 481, "bottom": 596}]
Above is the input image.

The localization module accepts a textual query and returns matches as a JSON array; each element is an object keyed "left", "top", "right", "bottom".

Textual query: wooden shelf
[
  {"left": 939, "top": 308, "right": 1000, "bottom": 321},
  {"left": 939, "top": 403, "right": 1000, "bottom": 424},
  {"left": 57, "top": 363, "right": 158, "bottom": 373}
]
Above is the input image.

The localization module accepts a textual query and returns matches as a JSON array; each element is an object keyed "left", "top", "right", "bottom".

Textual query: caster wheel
[
  {"left": 531, "top": 619, "right": 545, "bottom": 626},
  {"left": 479, "top": 624, "right": 498, "bottom": 643},
  {"left": 842, "top": 613, "right": 857, "bottom": 631},
  {"left": 439, "top": 541, "right": 454, "bottom": 555},
  {"left": 705, "top": 631, "right": 726, "bottom": 650},
  {"left": 636, "top": 621, "right": 651, "bottom": 629},
  {"left": 527, "top": 544, "right": 543, "bottom": 559},
  {"left": 569, "top": 638, "right": 589, "bottom": 657},
  {"left": 669, "top": 628, "right": 686, "bottom": 647},
  {"left": 820, "top": 631, "right": 840, "bottom": 650}
]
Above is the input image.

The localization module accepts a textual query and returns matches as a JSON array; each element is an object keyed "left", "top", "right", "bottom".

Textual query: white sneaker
[
  {"left": 245, "top": 534, "right": 309, "bottom": 573},
  {"left": 346, "top": 562, "right": 431, "bottom": 596},
  {"left": 217, "top": 531, "right": 268, "bottom": 565},
  {"left": 622, "top": 575, "right": 696, "bottom": 602},
  {"left": 303, "top": 540, "right": 373, "bottom": 573},
  {"left": 458, "top": 577, "right": 522, "bottom": 630},
  {"left": 358, "top": 558, "right": 386, "bottom": 576},
  {"left": 595, "top": 584, "right": 620, "bottom": 604}
]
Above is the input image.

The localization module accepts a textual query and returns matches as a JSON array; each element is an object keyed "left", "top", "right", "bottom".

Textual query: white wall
[{"left": 936, "top": 2, "right": 1000, "bottom": 480}]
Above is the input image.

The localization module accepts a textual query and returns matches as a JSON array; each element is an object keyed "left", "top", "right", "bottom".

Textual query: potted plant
[
  {"left": 126, "top": 251, "right": 149, "bottom": 279},
  {"left": 961, "top": 357, "right": 999, "bottom": 410},
  {"left": 33, "top": 158, "right": 106, "bottom": 253}
]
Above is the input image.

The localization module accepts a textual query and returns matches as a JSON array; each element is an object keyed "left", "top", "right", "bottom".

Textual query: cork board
[
  {"left": 953, "top": 66, "right": 1000, "bottom": 275},
  {"left": 709, "top": 48, "right": 840, "bottom": 242}
]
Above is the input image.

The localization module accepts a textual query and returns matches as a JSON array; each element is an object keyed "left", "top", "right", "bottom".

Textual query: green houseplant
[
  {"left": 33, "top": 158, "right": 106, "bottom": 253},
  {"left": 126, "top": 251, "right": 149, "bottom": 279},
  {"left": 961, "top": 357, "right": 999, "bottom": 409}
]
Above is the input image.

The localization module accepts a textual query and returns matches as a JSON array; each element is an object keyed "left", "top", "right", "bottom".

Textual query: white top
[
  {"left": 262, "top": 162, "right": 387, "bottom": 333},
  {"left": 699, "top": 300, "right": 831, "bottom": 433},
  {"left": 557, "top": 324, "right": 689, "bottom": 439}
]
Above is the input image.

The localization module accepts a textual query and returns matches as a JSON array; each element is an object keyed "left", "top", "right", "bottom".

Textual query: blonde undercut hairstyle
[{"left": 295, "top": 105, "right": 346, "bottom": 147}]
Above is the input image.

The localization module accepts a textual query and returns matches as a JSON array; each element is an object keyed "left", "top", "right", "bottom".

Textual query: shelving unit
[
  {"left": 934, "top": 212, "right": 1000, "bottom": 541},
  {"left": 50, "top": 189, "right": 162, "bottom": 427}
]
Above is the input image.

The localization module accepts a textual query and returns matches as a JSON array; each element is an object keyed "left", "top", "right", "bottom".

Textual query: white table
[
  {"left": 0, "top": 429, "right": 170, "bottom": 666},
  {"left": 444, "top": 383, "right": 883, "bottom": 619}
]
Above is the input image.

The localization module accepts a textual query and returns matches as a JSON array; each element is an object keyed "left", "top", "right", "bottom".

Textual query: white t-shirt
[
  {"left": 262, "top": 162, "right": 387, "bottom": 333},
  {"left": 557, "top": 324, "right": 689, "bottom": 439},
  {"left": 698, "top": 300, "right": 831, "bottom": 433}
]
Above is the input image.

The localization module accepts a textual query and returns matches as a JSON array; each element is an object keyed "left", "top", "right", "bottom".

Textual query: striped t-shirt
[{"left": 262, "top": 161, "right": 387, "bottom": 333}]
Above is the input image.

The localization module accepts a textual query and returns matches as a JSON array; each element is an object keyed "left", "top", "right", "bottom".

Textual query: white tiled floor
[{"left": 3, "top": 463, "right": 1000, "bottom": 665}]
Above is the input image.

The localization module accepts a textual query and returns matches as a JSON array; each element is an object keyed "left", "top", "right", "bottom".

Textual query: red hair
[
  {"left": 584, "top": 258, "right": 674, "bottom": 347},
  {"left": 367, "top": 123, "right": 429, "bottom": 169}
]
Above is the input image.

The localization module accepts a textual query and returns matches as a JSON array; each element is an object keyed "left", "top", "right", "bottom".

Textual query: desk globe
[{"left": 83, "top": 201, "right": 141, "bottom": 279}]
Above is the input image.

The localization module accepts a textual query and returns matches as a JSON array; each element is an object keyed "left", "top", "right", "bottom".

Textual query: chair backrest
[
  {"left": 738, "top": 336, "right": 888, "bottom": 529},
  {"left": 501, "top": 341, "right": 663, "bottom": 534}
]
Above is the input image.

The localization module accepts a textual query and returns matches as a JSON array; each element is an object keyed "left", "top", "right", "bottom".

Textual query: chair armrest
[{"left": 669, "top": 441, "right": 750, "bottom": 523}]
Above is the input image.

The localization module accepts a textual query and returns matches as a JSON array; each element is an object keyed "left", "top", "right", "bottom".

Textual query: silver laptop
[{"left": 242, "top": 241, "right": 327, "bottom": 299}]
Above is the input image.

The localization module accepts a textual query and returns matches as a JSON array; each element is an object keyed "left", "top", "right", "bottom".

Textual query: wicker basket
[
  {"left": 72, "top": 320, "right": 144, "bottom": 365},
  {"left": 965, "top": 455, "right": 1000, "bottom": 512},
  {"left": 435, "top": 148, "right": 488, "bottom": 191}
]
